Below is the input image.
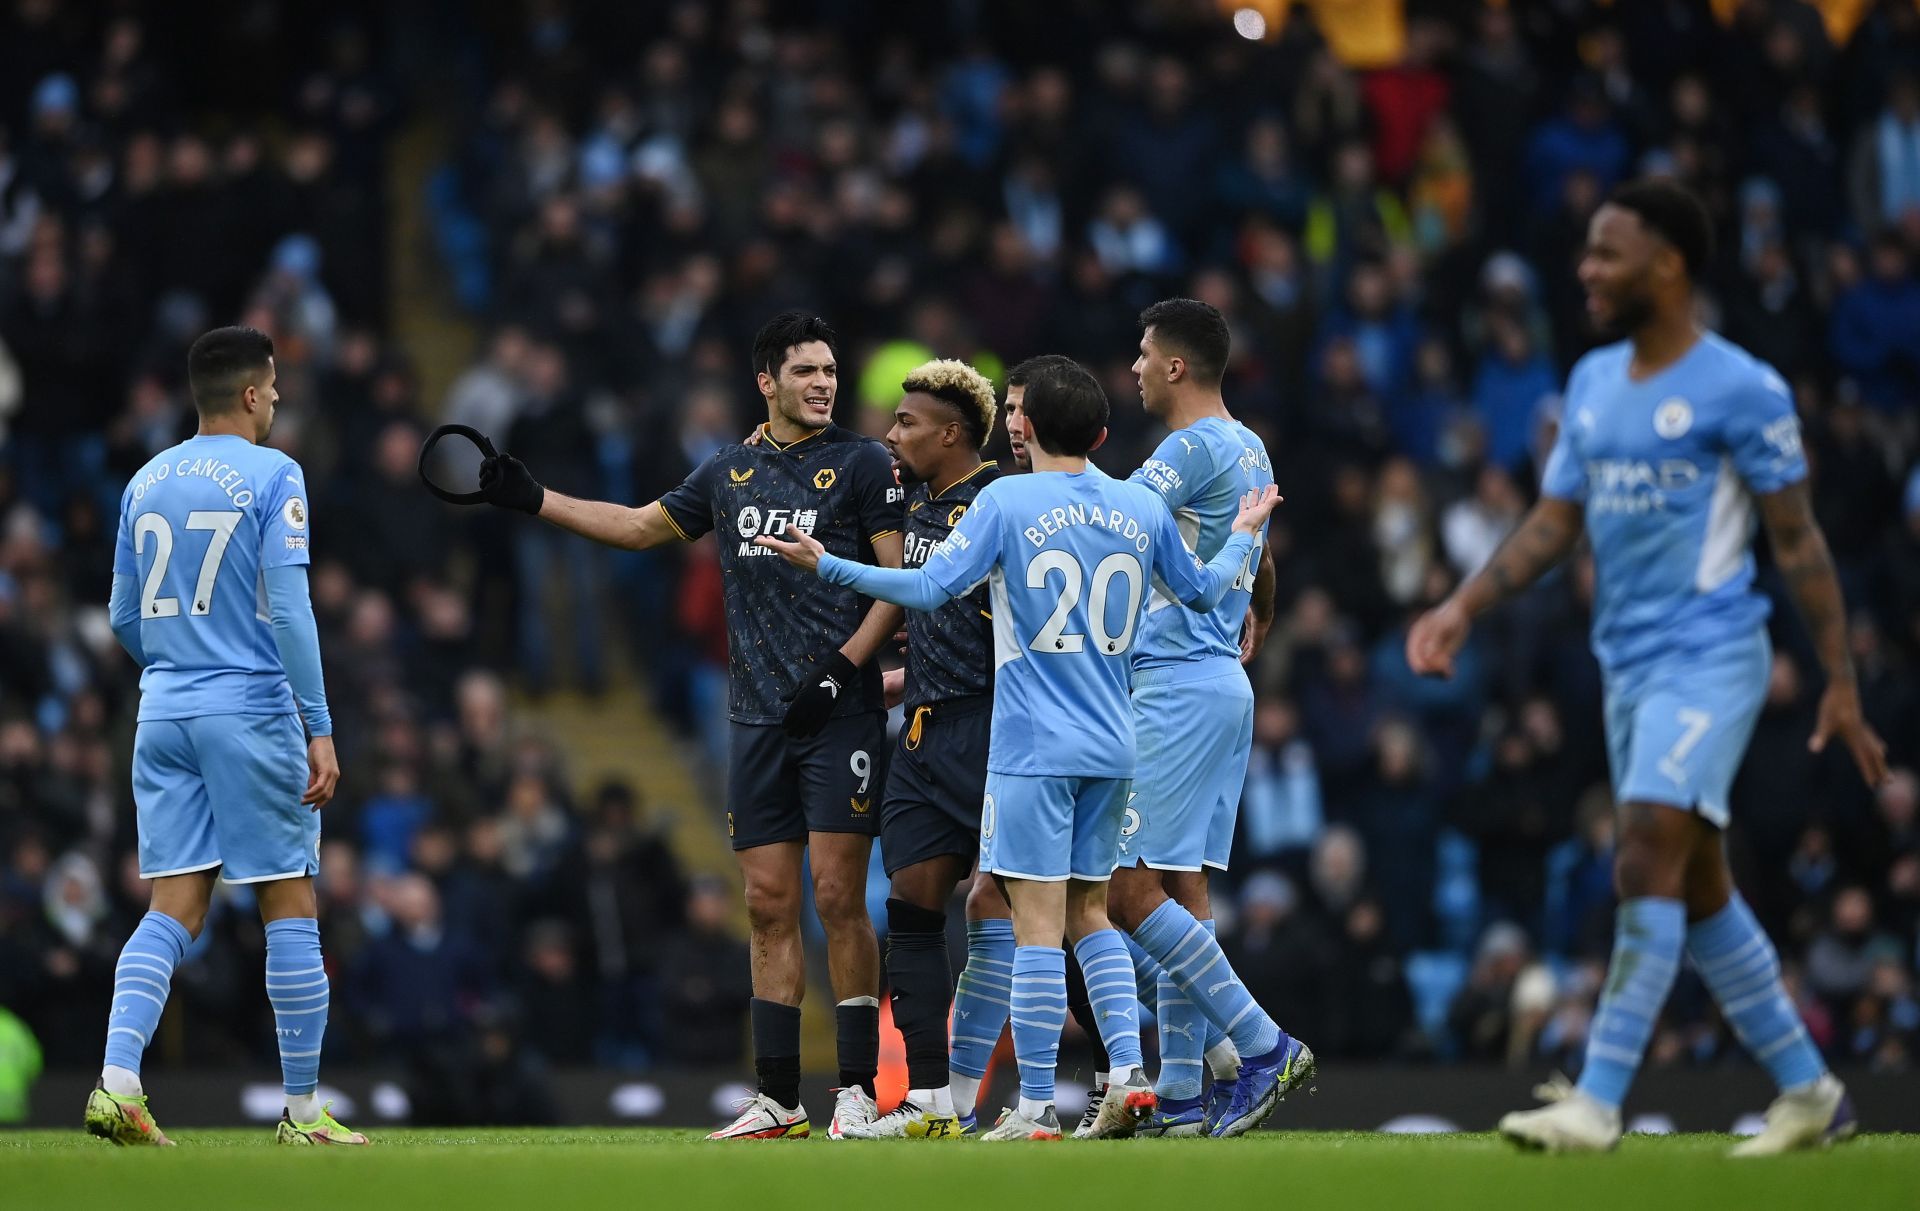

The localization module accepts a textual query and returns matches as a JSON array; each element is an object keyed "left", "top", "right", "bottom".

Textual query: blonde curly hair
[{"left": 901, "top": 358, "right": 998, "bottom": 449}]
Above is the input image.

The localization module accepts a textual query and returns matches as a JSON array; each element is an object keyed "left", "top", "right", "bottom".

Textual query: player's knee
[
  {"left": 1103, "top": 868, "right": 1156, "bottom": 933},
  {"left": 1612, "top": 840, "right": 1684, "bottom": 900},
  {"left": 742, "top": 879, "right": 800, "bottom": 936},
  {"left": 165, "top": 905, "right": 208, "bottom": 939},
  {"left": 964, "top": 874, "right": 1007, "bottom": 922},
  {"left": 888, "top": 868, "right": 949, "bottom": 914},
  {"left": 810, "top": 877, "right": 868, "bottom": 930}
]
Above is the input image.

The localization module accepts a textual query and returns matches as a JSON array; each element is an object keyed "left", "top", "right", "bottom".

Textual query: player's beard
[
  {"left": 1594, "top": 288, "right": 1655, "bottom": 340},
  {"left": 893, "top": 451, "right": 930, "bottom": 484},
  {"left": 775, "top": 385, "right": 833, "bottom": 432}
]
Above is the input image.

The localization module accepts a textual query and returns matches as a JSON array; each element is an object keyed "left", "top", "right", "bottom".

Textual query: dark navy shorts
[
  {"left": 880, "top": 697, "right": 990, "bottom": 876},
  {"left": 726, "top": 714, "right": 886, "bottom": 850}
]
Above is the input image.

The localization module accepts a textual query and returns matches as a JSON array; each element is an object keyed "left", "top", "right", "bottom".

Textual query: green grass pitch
[{"left": 4, "top": 1128, "right": 1915, "bottom": 1211}]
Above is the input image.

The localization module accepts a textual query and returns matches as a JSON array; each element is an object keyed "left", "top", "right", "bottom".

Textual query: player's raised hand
[
  {"left": 1406, "top": 599, "right": 1470, "bottom": 679},
  {"left": 302, "top": 735, "right": 340, "bottom": 809},
  {"left": 1809, "top": 679, "right": 1889, "bottom": 788},
  {"left": 1231, "top": 485, "right": 1283, "bottom": 534},
  {"left": 754, "top": 529, "right": 827, "bottom": 572},
  {"left": 479, "top": 453, "right": 545, "bottom": 514}
]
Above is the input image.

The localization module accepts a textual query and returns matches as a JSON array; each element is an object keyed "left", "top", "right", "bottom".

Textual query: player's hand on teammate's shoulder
[
  {"left": 479, "top": 452, "right": 545, "bottom": 514},
  {"left": 302, "top": 735, "right": 340, "bottom": 810},
  {"left": 1809, "top": 678, "right": 1890, "bottom": 788},
  {"left": 1406, "top": 598, "right": 1469, "bottom": 680},
  {"left": 1231, "top": 484, "right": 1283, "bottom": 534},
  {"left": 742, "top": 423, "right": 765, "bottom": 447},
  {"left": 755, "top": 528, "right": 826, "bottom": 571}
]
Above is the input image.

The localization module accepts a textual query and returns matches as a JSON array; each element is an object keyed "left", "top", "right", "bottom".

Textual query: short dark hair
[
  {"left": 751, "top": 311, "right": 838, "bottom": 380},
  {"left": 187, "top": 326, "right": 275, "bottom": 413},
  {"left": 1007, "top": 354, "right": 1080, "bottom": 389},
  {"left": 1608, "top": 180, "right": 1713, "bottom": 278},
  {"left": 1020, "top": 358, "right": 1108, "bottom": 458},
  {"left": 1139, "top": 298, "right": 1230, "bottom": 384}
]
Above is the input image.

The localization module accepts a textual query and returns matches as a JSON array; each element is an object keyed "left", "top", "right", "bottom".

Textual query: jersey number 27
[{"left": 136, "top": 511, "right": 242, "bottom": 617}]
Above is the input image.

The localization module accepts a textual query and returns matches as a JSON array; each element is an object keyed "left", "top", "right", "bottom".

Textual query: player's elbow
[{"left": 628, "top": 505, "right": 679, "bottom": 550}]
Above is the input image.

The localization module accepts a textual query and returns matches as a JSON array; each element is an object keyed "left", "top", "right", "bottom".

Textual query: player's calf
[{"left": 949, "top": 915, "right": 1015, "bottom": 1123}]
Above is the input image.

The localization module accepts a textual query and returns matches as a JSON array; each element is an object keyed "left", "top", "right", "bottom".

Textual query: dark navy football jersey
[
  {"left": 900, "top": 461, "right": 999, "bottom": 711},
  {"left": 659, "top": 423, "right": 904, "bottom": 724}
]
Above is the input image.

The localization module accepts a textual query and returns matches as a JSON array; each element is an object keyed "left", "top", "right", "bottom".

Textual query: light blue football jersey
[
  {"left": 921, "top": 469, "right": 1249, "bottom": 778},
  {"left": 1541, "top": 333, "right": 1807, "bottom": 672},
  {"left": 113, "top": 435, "right": 314, "bottom": 720},
  {"left": 1129, "top": 416, "right": 1273, "bottom": 669}
]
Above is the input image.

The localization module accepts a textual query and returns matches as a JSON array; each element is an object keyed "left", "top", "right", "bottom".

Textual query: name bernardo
[{"left": 1022, "top": 503, "right": 1152, "bottom": 553}]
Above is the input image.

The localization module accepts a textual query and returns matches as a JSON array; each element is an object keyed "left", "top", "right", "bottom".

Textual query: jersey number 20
[
  {"left": 136, "top": 511, "right": 242, "bottom": 617},
  {"left": 1026, "top": 550, "right": 1145, "bottom": 655}
]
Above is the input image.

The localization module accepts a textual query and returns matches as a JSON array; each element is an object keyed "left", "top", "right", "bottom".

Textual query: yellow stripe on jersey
[{"left": 655, "top": 501, "right": 693, "bottom": 542}]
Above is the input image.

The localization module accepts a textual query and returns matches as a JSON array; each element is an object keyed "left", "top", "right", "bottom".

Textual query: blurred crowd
[
  {"left": 0, "top": 2, "right": 737, "bottom": 1108},
  {"left": 1, "top": 0, "right": 1918, "bottom": 1107}
]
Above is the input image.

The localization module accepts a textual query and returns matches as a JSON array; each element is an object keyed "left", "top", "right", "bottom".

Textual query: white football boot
[
  {"left": 706, "top": 1092, "right": 810, "bottom": 1141},
  {"left": 1730, "top": 1074, "right": 1857, "bottom": 1158},
  {"left": 1498, "top": 1076, "right": 1623, "bottom": 1153},
  {"left": 826, "top": 1085, "right": 878, "bottom": 1139}
]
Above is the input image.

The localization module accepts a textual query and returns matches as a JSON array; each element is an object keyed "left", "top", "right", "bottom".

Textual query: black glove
[
  {"left": 479, "top": 454, "right": 545, "bottom": 514},
  {"left": 782, "top": 650, "right": 858, "bottom": 739}
]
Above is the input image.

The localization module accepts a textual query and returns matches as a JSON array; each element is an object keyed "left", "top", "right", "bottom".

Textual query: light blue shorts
[
  {"left": 133, "top": 713, "right": 319, "bottom": 883},
  {"left": 1604, "top": 631, "right": 1770, "bottom": 829},
  {"left": 1122, "top": 658, "right": 1255, "bottom": 872},
  {"left": 980, "top": 772, "right": 1130, "bottom": 882}
]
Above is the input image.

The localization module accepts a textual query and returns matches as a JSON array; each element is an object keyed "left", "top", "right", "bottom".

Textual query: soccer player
[
  {"left": 834, "top": 359, "right": 999, "bottom": 1139},
  {"left": 943, "top": 355, "right": 1131, "bottom": 1136},
  {"left": 1407, "top": 181, "right": 1887, "bottom": 1155},
  {"left": 90, "top": 326, "right": 366, "bottom": 1146},
  {"left": 758, "top": 358, "right": 1283, "bottom": 1141},
  {"left": 1107, "top": 298, "right": 1311, "bottom": 1139},
  {"left": 473, "top": 313, "right": 903, "bottom": 1140}
]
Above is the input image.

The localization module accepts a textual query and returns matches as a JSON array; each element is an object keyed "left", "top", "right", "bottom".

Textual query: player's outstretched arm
[
  {"left": 476, "top": 452, "right": 682, "bottom": 550},
  {"left": 1407, "top": 497, "right": 1583, "bottom": 679},
  {"left": 1758, "top": 482, "right": 1889, "bottom": 787},
  {"left": 540, "top": 492, "right": 684, "bottom": 550},
  {"left": 754, "top": 531, "right": 956, "bottom": 612}
]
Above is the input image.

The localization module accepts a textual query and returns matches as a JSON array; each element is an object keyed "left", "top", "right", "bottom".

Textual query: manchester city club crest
[{"left": 1654, "top": 397, "right": 1693, "bottom": 439}]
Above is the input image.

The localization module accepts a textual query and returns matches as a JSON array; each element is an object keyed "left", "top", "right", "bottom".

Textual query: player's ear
[
  {"left": 756, "top": 370, "right": 775, "bottom": 400},
  {"left": 1657, "top": 243, "right": 1686, "bottom": 285},
  {"left": 1089, "top": 427, "right": 1108, "bottom": 453},
  {"left": 1166, "top": 356, "right": 1186, "bottom": 384}
]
